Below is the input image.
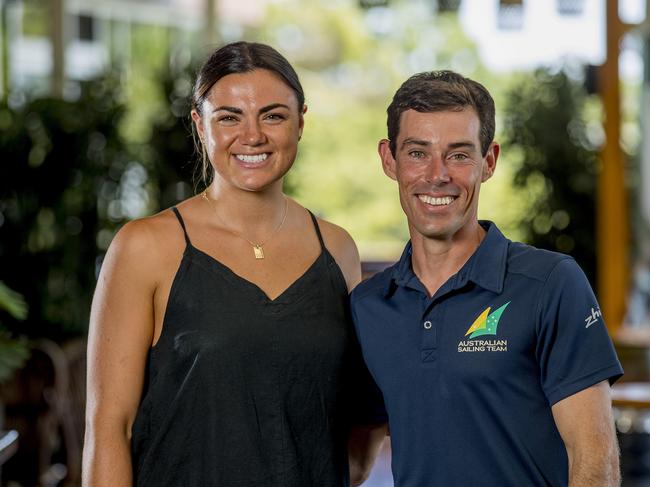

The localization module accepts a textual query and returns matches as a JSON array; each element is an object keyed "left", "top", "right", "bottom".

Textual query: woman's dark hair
[
  {"left": 386, "top": 70, "right": 495, "bottom": 157},
  {"left": 193, "top": 41, "right": 304, "bottom": 114},
  {"left": 192, "top": 41, "right": 305, "bottom": 185}
]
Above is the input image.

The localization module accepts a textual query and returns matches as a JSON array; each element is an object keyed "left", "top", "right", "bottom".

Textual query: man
[{"left": 351, "top": 71, "right": 623, "bottom": 486}]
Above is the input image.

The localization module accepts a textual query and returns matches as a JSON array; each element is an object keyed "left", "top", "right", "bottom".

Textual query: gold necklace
[{"left": 202, "top": 190, "right": 289, "bottom": 259}]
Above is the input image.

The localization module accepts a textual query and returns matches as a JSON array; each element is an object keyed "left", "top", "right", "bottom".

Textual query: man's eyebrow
[
  {"left": 448, "top": 141, "right": 477, "bottom": 150},
  {"left": 213, "top": 106, "right": 243, "bottom": 114},
  {"left": 400, "top": 138, "right": 430, "bottom": 150},
  {"left": 399, "top": 139, "right": 479, "bottom": 152}
]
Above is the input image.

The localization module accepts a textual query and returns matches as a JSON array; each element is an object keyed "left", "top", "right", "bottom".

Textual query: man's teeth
[
  {"left": 418, "top": 195, "right": 455, "bottom": 206},
  {"left": 236, "top": 153, "right": 268, "bottom": 163}
]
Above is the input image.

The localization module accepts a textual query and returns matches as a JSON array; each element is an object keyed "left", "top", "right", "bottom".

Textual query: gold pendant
[{"left": 253, "top": 245, "right": 264, "bottom": 259}]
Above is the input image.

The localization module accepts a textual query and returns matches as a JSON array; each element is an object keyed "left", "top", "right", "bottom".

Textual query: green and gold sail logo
[{"left": 458, "top": 302, "right": 510, "bottom": 353}]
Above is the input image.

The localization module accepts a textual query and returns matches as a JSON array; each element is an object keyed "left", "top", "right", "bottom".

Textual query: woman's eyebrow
[
  {"left": 212, "top": 103, "right": 290, "bottom": 115},
  {"left": 259, "top": 103, "right": 290, "bottom": 114},
  {"left": 212, "top": 105, "right": 243, "bottom": 114}
]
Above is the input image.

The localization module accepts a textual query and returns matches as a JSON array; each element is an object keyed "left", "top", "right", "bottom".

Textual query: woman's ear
[
  {"left": 191, "top": 109, "right": 205, "bottom": 143},
  {"left": 298, "top": 104, "right": 307, "bottom": 140}
]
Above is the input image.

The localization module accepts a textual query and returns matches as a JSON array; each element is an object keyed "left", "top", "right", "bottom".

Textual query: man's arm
[
  {"left": 551, "top": 380, "right": 620, "bottom": 487},
  {"left": 348, "top": 423, "right": 388, "bottom": 486}
]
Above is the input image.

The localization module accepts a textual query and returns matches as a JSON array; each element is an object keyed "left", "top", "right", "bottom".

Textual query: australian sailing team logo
[{"left": 458, "top": 302, "right": 510, "bottom": 352}]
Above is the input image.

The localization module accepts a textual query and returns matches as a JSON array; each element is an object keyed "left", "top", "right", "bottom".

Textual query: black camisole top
[{"left": 130, "top": 207, "right": 360, "bottom": 486}]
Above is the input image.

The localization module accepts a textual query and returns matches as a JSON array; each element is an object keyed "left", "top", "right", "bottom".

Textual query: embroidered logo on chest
[{"left": 458, "top": 302, "right": 510, "bottom": 353}]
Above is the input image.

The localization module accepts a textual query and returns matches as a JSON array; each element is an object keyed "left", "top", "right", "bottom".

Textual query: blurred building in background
[{"left": 1, "top": 0, "right": 264, "bottom": 98}]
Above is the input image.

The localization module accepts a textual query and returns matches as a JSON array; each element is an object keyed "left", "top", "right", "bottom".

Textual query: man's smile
[{"left": 417, "top": 194, "right": 456, "bottom": 206}]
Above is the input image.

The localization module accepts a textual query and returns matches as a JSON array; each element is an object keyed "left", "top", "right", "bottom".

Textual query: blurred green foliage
[
  {"left": 21, "top": 1, "right": 49, "bottom": 37},
  {"left": 0, "top": 281, "right": 27, "bottom": 320},
  {"left": 0, "top": 78, "right": 131, "bottom": 339},
  {"left": 500, "top": 68, "right": 599, "bottom": 283},
  {"left": 0, "top": 281, "right": 29, "bottom": 384},
  {"left": 145, "top": 61, "right": 199, "bottom": 208}
]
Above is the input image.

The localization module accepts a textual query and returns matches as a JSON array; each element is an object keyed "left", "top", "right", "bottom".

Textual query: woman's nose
[{"left": 241, "top": 120, "right": 266, "bottom": 145}]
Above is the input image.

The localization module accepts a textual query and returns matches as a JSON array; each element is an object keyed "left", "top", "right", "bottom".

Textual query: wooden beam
[
  {"left": 598, "top": 0, "right": 629, "bottom": 332},
  {"left": 203, "top": 0, "right": 218, "bottom": 48},
  {"left": 51, "top": 0, "right": 65, "bottom": 98},
  {"left": 0, "top": 0, "right": 6, "bottom": 98}
]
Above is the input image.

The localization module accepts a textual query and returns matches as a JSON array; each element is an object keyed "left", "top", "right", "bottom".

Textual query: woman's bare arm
[{"left": 82, "top": 219, "right": 162, "bottom": 487}]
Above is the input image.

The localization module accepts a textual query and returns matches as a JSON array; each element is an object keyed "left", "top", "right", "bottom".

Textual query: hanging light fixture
[
  {"left": 359, "top": 0, "right": 389, "bottom": 8},
  {"left": 498, "top": 0, "right": 524, "bottom": 30},
  {"left": 438, "top": 0, "right": 462, "bottom": 13},
  {"left": 556, "top": 0, "right": 584, "bottom": 16}
]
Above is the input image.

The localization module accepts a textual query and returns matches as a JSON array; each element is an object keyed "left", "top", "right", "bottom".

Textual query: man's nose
[{"left": 424, "top": 155, "right": 451, "bottom": 184}]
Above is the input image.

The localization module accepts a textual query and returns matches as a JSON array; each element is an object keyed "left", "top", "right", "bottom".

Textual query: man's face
[{"left": 379, "top": 108, "right": 498, "bottom": 243}]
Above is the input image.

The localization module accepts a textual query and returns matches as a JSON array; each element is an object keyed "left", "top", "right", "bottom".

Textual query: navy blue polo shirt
[{"left": 351, "top": 221, "right": 623, "bottom": 487}]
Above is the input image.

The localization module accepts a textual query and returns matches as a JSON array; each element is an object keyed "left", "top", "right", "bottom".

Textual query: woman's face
[{"left": 192, "top": 69, "right": 305, "bottom": 193}]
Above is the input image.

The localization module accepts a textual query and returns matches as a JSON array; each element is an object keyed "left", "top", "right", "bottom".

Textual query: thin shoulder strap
[
  {"left": 307, "top": 210, "right": 325, "bottom": 251},
  {"left": 171, "top": 207, "right": 191, "bottom": 246}
]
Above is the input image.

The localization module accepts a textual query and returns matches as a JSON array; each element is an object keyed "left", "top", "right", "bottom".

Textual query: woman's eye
[
  {"left": 265, "top": 113, "right": 286, "bottom": 121},
  {"left": 218, "top": 115, "right": 238, "bottom": 123}
]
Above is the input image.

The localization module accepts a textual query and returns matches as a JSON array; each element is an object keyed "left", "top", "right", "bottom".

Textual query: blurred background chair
[{"left": 1, "top": 339, "right": 86, "bottom": 487}]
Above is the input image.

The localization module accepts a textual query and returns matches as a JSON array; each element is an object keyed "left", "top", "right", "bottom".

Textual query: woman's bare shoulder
[
  {"left": 102, "top": 208, "right": 187, "bottom": 282},
  {"left": 310, "top": 213, "right": 361, "bottom": 291},
  {"left": 110, "top": 209, "right": 182, "bottom": 254},
  {"left": 314, "top": 218, "right": 356, "bottom": 253}
]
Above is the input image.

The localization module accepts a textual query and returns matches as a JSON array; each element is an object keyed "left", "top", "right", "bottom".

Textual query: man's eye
[
  {"left": 409, "top": 151, "right": 425, "bottom": 159},
  {"left": 450, "top": 153, "right": 468, "bottom": 161}
]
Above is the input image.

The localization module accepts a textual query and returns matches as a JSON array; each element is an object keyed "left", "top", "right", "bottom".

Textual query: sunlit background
[{"left": 2, "top": 0, "right": 650, "bottom": 486}]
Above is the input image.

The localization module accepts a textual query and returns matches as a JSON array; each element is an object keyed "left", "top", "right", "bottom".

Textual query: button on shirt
[{"left": 351, "top": 221, "right": 623, "bottom": 487}]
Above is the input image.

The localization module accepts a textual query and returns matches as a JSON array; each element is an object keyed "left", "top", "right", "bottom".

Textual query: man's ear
[
  {"left": 379, "top": 139, "right": 397, "bottom": 181},
  {"left": 191, "top": 109, "right": 205, "bottom": 143},
  {"left": 481, "top": 141, "right": 499, "bottom": 182}
]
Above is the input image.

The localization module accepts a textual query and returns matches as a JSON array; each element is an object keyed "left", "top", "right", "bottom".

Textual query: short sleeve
[{"left": 536, "top": 258, "right": 623, "bottom": 406}]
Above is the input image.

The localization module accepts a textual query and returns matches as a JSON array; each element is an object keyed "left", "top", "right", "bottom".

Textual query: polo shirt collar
[
  {"left": 461, "top": 221, "right": 509, "bottom": 293},
  {"left": 384, "top": 242, "right": 421, "bottom": 296},
  {"left": 384, "top": 221, "right": 509, "bottom": 297}
]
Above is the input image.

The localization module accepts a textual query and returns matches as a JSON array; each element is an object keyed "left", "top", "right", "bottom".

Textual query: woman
[{"left": 82, "top": 42, "right": 386, "bottom": 486}]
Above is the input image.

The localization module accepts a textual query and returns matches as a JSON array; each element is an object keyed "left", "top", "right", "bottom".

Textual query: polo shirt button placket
[{"left": 421, "top": 318, "right": 437, "bottom": 364}]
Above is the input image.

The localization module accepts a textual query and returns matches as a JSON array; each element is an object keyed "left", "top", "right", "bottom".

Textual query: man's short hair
[{"left": 386, "top": 70, "right": 495, "bottom": 157}]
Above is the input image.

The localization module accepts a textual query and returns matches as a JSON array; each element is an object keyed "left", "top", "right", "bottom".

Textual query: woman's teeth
[{"left": 236, "top": 153, "right": 268, "bottom": 163}]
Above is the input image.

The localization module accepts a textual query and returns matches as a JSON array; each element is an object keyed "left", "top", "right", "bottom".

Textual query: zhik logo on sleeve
[{"left": 584, "top": 307, "right": 602, "bottom": 328}]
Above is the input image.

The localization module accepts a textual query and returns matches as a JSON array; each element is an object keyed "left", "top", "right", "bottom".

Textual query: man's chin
[{"left": 408, "top": 222, "right": 455, "bottom": 241}]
